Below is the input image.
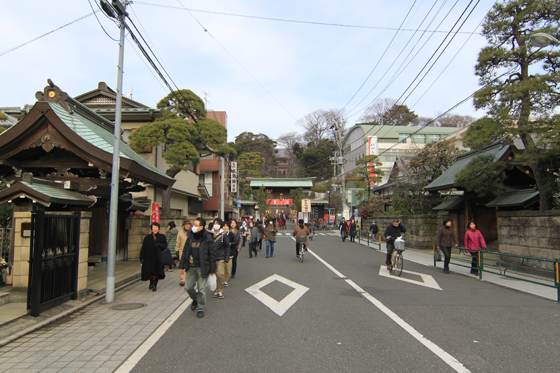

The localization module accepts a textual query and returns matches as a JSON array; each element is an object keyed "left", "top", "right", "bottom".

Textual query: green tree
[
  {"left": 129, "top": 90, "right": 235, "bottom": 215},
  {"left": 298, "top": 139, "right": 337, "bottom": 180},
  {"left": 238, "top": 152, "right": 265, "bottom": 196},
  {"left": 231, "top": 132, "right": 277, "bottom": 176},
  {"left": 454, "top": 155, "right": 506, "bottom": 197},
  {"left": 473, "top": 0, "right": 560, "bottom": 210},
  {"left": 255, "top": 186, "right": 271, "bottom": 218},
  {"left": 290, "top": 187, "right": 304, "bottom": 213},
  {"left": 351, "top": 155, "right": 384, "bottom": 202},
  {"left": 462, "top": 117, "right": 509, "bottom": 149}
]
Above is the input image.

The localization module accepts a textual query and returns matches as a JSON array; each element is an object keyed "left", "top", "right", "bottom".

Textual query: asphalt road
[{"left": 130, "top": 230, "right": 560, "bottom": 373}]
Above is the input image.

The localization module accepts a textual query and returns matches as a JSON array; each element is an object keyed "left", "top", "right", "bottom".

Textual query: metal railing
[
  {"left": 432, "top": 244, "right": 560, "bottom": 302},
  {"left": 358, "top": 232, "right": 382, "bottom": 250}
]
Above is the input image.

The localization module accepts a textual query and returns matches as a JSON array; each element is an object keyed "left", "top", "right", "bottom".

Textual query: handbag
[
  {"left": 158, "top": 246, "right": 173, "bottom": 267},
  {"left": 433, "top": 248, "right": 442, "bottom": 262}
]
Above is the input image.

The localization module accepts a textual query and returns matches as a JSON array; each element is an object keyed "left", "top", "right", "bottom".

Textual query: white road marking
[
  {"left": 245, "top": 274, "right": 309, "bottom": 316},
  {"left": 307, "top": 248, "right": 470, "bottom": 373},
  {"left": 378, "top": 266, "right": 443, "bottom": 290},
  {"left": 115, "top": 297, "right": 192, "bottom": 373}
]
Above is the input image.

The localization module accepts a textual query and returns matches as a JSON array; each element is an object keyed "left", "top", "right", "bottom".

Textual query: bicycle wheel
[
  {"left": 394, "top": 253, "right": 403, "bottom": 276},
  {"left": 300, "top": 249, "right": 304, "bottom": 262}
]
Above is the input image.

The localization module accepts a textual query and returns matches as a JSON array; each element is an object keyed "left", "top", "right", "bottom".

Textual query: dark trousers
[
  {"left": 296, "top": 242, "right": 303, "bottom": 256},
  {"left": 231, "top": 250, "right": 239, "bottom": 276},
  {"left": 441, "top": 246, "right": 452, "bottom": 271},
  {"left": 386, "top": 242, "right": 394, "bottom": 265},
  {"left": 249, "top": 242, "right": 258, "bottom": 257},
  {"left": 470, "top": 252, "right": 479, "bottom": 274},
  {"left": 258, "top": 239, "right": 263, "bottom": 251},
  {"left": 242, "top": 236, "right": 247, "bottom": 247},
  {"left": 342, "top": 233, "right": 347, "bottom": 242},
  {"left": 350, "top": 235, "right": 355, "bottom": 242}
]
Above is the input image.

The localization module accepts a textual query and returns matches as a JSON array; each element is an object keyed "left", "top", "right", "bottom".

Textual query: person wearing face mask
[
  {"left": 140, "top": 222, "right": 167, "bottom": 292},
  {"left": 179, "top": 218, "right": 216, "bottom": 318},
  {"left": 224, "top": 220, "right": 242, "bottom": 282},
  {"left": 175, "top": 219, "right": 192, "bottom": 286},
  {"left": 264, "top": 219, "right": 278, "bottom": 258},
  {"left": 211, "top": 218, "right": 230, "bottom": 299}
]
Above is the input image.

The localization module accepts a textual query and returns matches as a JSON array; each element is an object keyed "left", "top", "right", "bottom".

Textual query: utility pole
[
  {"left": 220, "top": 156, "right": 225, "bottom": 220},
  {"left": 105, "top": 0, "right": 128, "bottom": 304}
]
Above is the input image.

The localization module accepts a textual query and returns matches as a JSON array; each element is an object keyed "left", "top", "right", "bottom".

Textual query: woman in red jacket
[{"left": 464, "top": 221, "right": 487, "bottom": 275}]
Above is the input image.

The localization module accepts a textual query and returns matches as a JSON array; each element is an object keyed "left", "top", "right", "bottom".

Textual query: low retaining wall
[
  {"left": 497, "top": 210, "right": 560, "bottom": 270},
  {"left": 361, "top": 214, "right": 439, "bottom": 250}
]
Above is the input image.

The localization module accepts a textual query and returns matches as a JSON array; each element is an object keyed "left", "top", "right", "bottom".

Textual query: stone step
[{"left": 0, "top": 292, "right": 9, "bottom": 306}]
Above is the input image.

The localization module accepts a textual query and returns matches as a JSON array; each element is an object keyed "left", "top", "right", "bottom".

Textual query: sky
[{"left": 0, "top": 0, "right": 497, "bottom": 142}]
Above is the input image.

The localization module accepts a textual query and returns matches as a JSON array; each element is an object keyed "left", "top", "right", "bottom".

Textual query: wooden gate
[{"left": 27, "top": 210, "right": 81, "bottom": 317}]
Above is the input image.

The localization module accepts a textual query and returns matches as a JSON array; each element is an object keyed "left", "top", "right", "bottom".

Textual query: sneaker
[
  {"left": 231, "top": 275, "right": 236, "bottom": 278},
  {"left": 197, "top": 311, "right": 204, "bottom": 318},
  {"left": 179, "top": 281, "right": 185, "bottom": 286},
  {"left": 218, "top": 293, "right": 224, "bottom": 299},
  {"left": 296, "top": 255, "right": 300, "bottom": 258},
  {"left": 191, "top": 300, "right": 198, "bottom": 311},
  {"left": 213, "top": 293, "right": 219, "bottom": 298},
  {"left": 224, "top": 282, "right": 228, "bottom": 287}
]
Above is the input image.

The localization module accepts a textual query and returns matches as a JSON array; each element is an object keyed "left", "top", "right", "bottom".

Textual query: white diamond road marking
[
  {"left": 245, "top": 274, "right": 309, "bottom": 316},
  {"left": 378, "top": 266, "right": 442, "bottom": 290}
]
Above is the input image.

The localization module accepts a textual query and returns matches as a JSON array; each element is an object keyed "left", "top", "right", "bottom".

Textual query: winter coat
[
  {"left": 369, "top": 223, "right": 379, "bottom": 234},
  {"left": 256, "top": 223, "right": 265, "bottom": 240},
  {"left": 340, "top": 221, "right": 348, "bottom": 235},
  {"left": 436, "top": 226, "right": 459, "bottom": 247},
  {"left": 175, "top": 228, "right": 189, "bottom": 259},
  {"left": 464, "top": 229, "right": 487, "bottom": 254},
  {"left": 349, "top": 222, "right": 357, "bottom": 236},
  {"left": 384, "top": 223, "right": 407, "bottom": 244},
  {"left": 264, "top": 224, "right": 278, "bottom": 242},
  {"left": 166, "top": 228, "right": 179, "bottom": 257},
  {"left": 293, "top": 225, "right": 310, "bottom": 246},
  {"left": 228, "top": 229, "right": 243, "bottom": 255},
  {"left": 213, "top": 230, "right": 231, "bottom": 262},
  {"left": 140, "top": 233, "right": 168, "bottom": 281},
  {"left": 249, "top": 226, "right": 260, "bottom": 244},
  {"left": 179, "top": 230, "right": 216, "bottom": 278}
]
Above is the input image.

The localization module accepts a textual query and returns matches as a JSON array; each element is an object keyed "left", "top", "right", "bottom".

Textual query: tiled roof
[
  {"left": 424, "top": 141, "right": 513, "bottom": 191},
  {"left": 0, "top": 181, "right": 95, "bottom": 206},
  {"left": 49, "top": 102, "right": 172, "bottom": 182},
  {"left": 248, "top": 178, "right": 315, "bottom": 188},
  {"left": 485, "top": 189, "right": 539, "bottom": 208}
]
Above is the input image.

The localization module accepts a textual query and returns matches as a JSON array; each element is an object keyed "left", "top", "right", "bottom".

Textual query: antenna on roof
[{"left": 202, "top": 91, "right": 211, "bottom": 108}]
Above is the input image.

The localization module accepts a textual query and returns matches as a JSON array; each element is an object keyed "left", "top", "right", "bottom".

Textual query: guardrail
[
  {"left": 432, "top": 244, "right": 560, "bottom": 302},
  {"left": 358, "top": 232, "right": 382, "bottom": 250}
]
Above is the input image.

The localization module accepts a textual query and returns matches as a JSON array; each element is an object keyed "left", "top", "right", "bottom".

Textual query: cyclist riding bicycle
[
  {"left": 292, "top": 219, "right": 309, "bottom": 259},
  {"left": 384, "top": 219, "right": 406, "bottom": 271}
]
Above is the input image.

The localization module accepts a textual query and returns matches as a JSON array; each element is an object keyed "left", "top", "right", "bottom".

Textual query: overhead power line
[{"left": 134, "top": 1, "right": 480, "bottom": 35}]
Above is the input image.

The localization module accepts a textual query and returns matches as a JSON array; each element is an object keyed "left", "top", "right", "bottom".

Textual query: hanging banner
[
  {"left": 267, "top": 199, "right": 295, "bottom": 205},
  {"left": 151, "top": 203, "right": 160, "bottom": 224},
  {"left": 367, "top": 136, "right": 379, "bottom": 186}
]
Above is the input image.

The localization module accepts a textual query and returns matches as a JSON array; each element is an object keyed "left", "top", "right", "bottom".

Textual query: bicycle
[
  {"left": 390, "top": 248, "right": 404, "bottom": 276},
  {"left": 297, "top": 236, "right": 307, "bottom": 263}
]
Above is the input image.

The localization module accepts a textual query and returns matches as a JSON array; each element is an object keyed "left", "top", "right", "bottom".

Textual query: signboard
[
  {"left": 329, "top": 214, "right": 335, "bottom": 223},
  {"left": 302, "top": 199, "right": 311, "bottom": 213},
  {"left": 230, "top": 172, "right": 237, "bottom": 193},
  {"left": 150, "top": 202, "right": 160, "bottom": 225},
  {"left": 267, "top": 199, "right": 295, "bottom": 206},
  {"left": 237, "top": 203, "right": 241, "bottom": 208},
  {"left": 368, "top": 136, "right": 379, "bottom": 187}
]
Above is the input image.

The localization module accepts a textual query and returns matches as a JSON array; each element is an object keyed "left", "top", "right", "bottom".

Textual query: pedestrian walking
[
  {"left": 369, "top": 220, "right": 379, "bottom": 239},
  {"left": 248, "top": 221, "right": 259, "bottom": 258},
  {"left": 436, "top": 218, "right": 459, "bottom": 274},
  {"left": 349, "top": 218, "right": 357, "bottom": 242},
  {"left": 241, "top": 221, "right": 248, "bottom": 248},
  {"left": 464, "top": 221, "right": 487, "bottom": 276},
  {"left": 175, "top": 219, "right": 191, "bottom": 286},
  {"left": 256, "top": 219, "right": 265, "bottom": 251},
  {"left": 264, "top": 219, "right": 278, "bottom": 258},
  {"left": 140, "top": 222, "right": 167, "bottom": 292},
  {"left": 340, "top": 217, "right": 348, "bottom": 242},
  {"left": 226, "top": 220, "right": 243, "bottom": 280},
  {"left": 211, "top": 218, "right": 230, "bottom": 300},
  {"left": 384, "top": 219, "right": 406, "bottom": 271},
  {"left": 165, "top": 221, "right": 179, "bottom": 272},
  {"left": 179, "top": 218, "right": 216, "bottom": 318},
  {"left": 292, "top": 219, "right": 310, "bottom": 258}
]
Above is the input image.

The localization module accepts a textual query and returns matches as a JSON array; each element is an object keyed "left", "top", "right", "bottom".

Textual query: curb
[{"left": 0, "top": 278, "right": 141, "bottom": 347}]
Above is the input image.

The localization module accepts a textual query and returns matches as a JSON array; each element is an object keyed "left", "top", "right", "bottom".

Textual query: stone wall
[
  {"left": 127, "top": 215, "right": 189, "bottom": 259},
  {"left": 497, "top": 210, "right": 560, "bottom": 269},
  {"left": 361, "top": 214, "right": 439, "bottom": 250}
]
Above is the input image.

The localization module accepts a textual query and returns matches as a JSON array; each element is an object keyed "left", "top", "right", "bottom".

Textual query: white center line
[{"left": 307, "top": 248, "right": 471, "bottom": 373}]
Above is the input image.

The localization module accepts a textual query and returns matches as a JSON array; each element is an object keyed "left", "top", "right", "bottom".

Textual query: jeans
[
  {"left": 266, "top": 240, "right": 275, "bottom": 257},
  {"left": 215, "top": 260, "right": 226, "bottom": 294},
  {"left": 342, "top": 233, "right": 347, "bottom": 242},
  {"left": 185, "top": 267, "right": 208, "bottom": 312},
  {"left": 441, "top": 246, "right": 452, "bottom": 271},
  {"left": 470, "top": 252, "right": 479, "bottom": 274}
]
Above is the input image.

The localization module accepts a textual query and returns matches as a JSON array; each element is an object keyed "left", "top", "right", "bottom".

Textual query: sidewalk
[
  {"left": 0, "top": 261, "right": 143, "bottom": 340},
  {"left": 352, "top": 235, "right": 559, "bottom": 302},
  {"left": 0, "top": 271, "right": 189, "bottom": 372}
]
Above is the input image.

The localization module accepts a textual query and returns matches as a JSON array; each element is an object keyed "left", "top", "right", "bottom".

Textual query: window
[
  {"left": 198, "top": 174, "right": 205, "bottom": 186},
  {"left": 399, "top": 133, "right": 408, "bottom": 143},
  {"left": 428, "top": 134, "right": 440, "bottom": 143},
  {"left": 413, "top": 134, "right": 426, "bottom": 144}
]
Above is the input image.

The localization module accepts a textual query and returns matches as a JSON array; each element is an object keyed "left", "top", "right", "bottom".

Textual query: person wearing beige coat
[{"left": 175, "top": 219, "right": 192, "bottom": 286}]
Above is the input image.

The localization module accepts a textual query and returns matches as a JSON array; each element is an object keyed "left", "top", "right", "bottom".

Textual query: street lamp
[{"left": 529, "top": 32, "right": 560, "bottom": 48}]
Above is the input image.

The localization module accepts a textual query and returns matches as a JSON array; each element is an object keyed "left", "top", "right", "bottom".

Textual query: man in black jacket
[
  {"left": 179, "top": 218, "right": 216, "bottom": 318},
  {"left": 384, "top": 219, "right": 406, "bottom": 270}
]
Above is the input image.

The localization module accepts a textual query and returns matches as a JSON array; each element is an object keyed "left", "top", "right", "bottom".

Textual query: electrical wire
[
  {"left": 88, "top": 0, "right": 128, "bottom": 41},
  {"left": 175, "top": 0, "right": 298, "bottom": 120},
  {"left": 0, "top": 11, "right": 97, "bottom": 58},
  {"left": 134, "top": 1, "right": 479, "bottom": 35}
]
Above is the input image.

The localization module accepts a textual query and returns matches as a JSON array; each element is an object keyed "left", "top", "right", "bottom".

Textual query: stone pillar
[
  {"left": 77, "top": 211, "right": 92, "bottom": 294},
  {"left": 128, "top": 216, "right": 150, "bottom": 259},
  {"left": 12, "top": 211, "right": 32, "bottom": 289}
]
